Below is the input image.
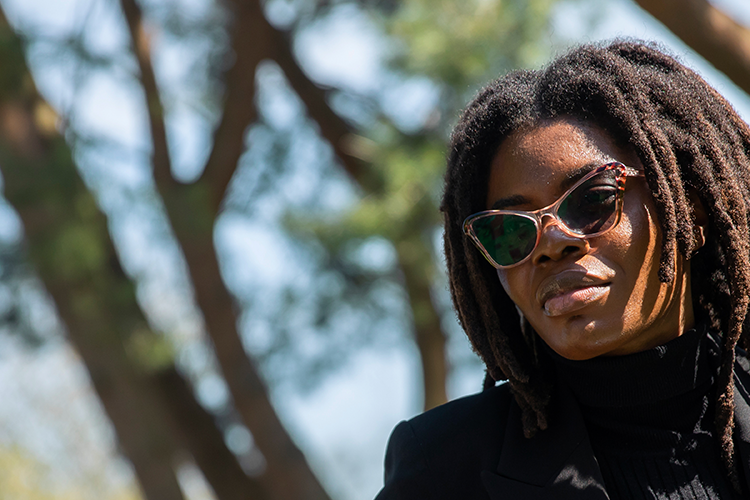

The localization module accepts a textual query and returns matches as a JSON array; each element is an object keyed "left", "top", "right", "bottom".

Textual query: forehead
[{"left": 486, "top": 119, "right": 634, "bottom": 208}]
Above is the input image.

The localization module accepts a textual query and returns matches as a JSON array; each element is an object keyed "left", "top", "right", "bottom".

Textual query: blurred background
[{"left": 0, "top": 0, "right": 748, "bottom": 499}]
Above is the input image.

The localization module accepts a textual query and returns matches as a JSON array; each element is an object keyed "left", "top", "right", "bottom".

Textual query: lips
[{"left": 536, "top": 270, "right": 612, "bottom": 317}]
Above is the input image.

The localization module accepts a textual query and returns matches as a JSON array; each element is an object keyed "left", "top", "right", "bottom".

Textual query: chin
[
  {"left": 543, "top": 316, "right": 624, "bottom": 360},
  {"left": 551, "top": 344, "right": 605, "bottom": 361}
]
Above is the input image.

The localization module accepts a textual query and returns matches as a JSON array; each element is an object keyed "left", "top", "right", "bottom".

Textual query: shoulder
[
  {"left": 737, "top": 345, "right": 750, "bottom": 374},
  {"left": 375, "top": 383, "right": 514, "bottom": 500},
  {"left": 735, "top": 345, "right": 750, "bottom": 393},
  {"left": 406, "top": 382, "right": 513, "bottom": 455}
]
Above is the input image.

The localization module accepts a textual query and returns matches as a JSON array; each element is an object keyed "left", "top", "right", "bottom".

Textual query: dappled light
[{"left": 0, "top": 0, "right": 748, "bottom": 499}]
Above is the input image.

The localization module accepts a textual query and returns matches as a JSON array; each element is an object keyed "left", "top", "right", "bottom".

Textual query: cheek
[
  {"left": 607, "top": 196, "right": 665, "bottom": 324},
  {"left": 626, "top": 203, "right": 663, "bottom": 293},
  {"left": 496, "top": 269, "right": 511, "bottom": 293},
  {"left": 604, "top": 190, "right": 660, "bottom": 270},
  {"left": 627, "top": 204, "right": 657, "bottom": 249},
  {"left": 620, "top": 197, "right": 662, "bottom": 275},
  {"left": 496, "top": 268, "right": 532, "bottom": 315}
]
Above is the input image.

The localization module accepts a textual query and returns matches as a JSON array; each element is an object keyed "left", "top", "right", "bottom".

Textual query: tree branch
[
  {"left": 119, "top": 0, "right": 174, "bottom": 188},
  {"left": 198, "top": 0, "right": 266, "bottom": 212},
  {"left": 121, "top": 0, "right": 269, "bottom": 213},
  {"left": 255, "top": 0, "right": 450, "bottom": 408},
  {"left": 396, "top": 238, "right": 448, "bottom": 410},
  {"left": 266, "top": 20, "right": 370, "bottom": 185},
  {"left": 0, "top": 10, "right": 186, "bottom": 499},
  {"left": 117, "top": 1, "right": 333, "bottom": 498},
  {"left": 156, "top": 366, "right": 270, "bottom": 500},
  {"left": 246, "top": 0, "right": 450, "bottom": 408},
  {"left": 633, "top": 0, "right": 750, "bottom": 94}
]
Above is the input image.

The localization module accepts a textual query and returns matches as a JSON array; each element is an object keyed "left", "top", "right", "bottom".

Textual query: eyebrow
[{"left": 489, "top": 161, "right": 607, "bottom": 210}]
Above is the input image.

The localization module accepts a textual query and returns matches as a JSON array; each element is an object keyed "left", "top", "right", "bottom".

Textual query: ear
[{"left": 688, "top": 189, "right": 708, "bottom": 250}]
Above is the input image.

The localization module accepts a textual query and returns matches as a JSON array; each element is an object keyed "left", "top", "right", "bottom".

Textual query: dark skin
[{"left": 486, "top": 118, "right": 707, "bottom": 360}]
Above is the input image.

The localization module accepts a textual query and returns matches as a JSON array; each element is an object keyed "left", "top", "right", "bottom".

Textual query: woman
[{"left": 375, "top": 41, "right": 750, "bottom": 499}]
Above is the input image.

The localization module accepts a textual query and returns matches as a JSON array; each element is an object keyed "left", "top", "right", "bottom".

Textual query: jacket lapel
[
  {"left": 482, "top": 384, "right": 609, "bottom": 500},
  {"left": 732, "top": 354, "right": 750, "bottom": 493}
]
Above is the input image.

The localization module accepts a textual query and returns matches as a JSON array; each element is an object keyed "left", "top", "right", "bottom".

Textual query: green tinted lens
[
  {"left": 558, "top": 169, "right": 620, "bottom": 235},
  {"left": 473, "top": 214, "right": 538, "bottom": 266}
]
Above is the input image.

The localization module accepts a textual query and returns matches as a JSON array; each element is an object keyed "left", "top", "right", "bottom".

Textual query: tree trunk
[
  {"left": 0, "top": 35, "right": 187, "bottom": 500},
  {"left": 396, "top": 238, "right": 448, "bottom": 410},
  {"left": 264, "top": 1, "right": 451, "bottom": 408},
  {"left": 0, "top": 8, "right": 270, "bottom": 500},
  {"left": 118, "top": 0, "right": 334, "bottom": 498},
  {"left": 156, "top": 366, "right": 269, "bottom": 500}
]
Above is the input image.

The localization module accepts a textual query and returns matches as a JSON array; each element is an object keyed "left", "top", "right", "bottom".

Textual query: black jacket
[{"left": 375, "top": 355, "right": 750, "bottom": 499}]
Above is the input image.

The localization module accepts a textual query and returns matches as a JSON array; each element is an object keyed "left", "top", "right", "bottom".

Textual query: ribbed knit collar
[{"left": 547, "top": 324, "right": 718, "bottom": 408}]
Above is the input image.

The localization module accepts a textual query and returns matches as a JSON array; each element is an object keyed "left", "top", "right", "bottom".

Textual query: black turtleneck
[{"left": 549, "top": 327, "right": 746, "bottom": 499}]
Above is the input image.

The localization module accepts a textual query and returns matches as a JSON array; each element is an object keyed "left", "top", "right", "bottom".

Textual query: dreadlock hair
[{"left": 441, "top": 40, "right": 750, "bottom": 490}]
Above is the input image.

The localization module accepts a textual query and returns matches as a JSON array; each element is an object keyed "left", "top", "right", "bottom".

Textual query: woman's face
[{"left": 487, "top": 118, "right": 696, "bottom": 360}]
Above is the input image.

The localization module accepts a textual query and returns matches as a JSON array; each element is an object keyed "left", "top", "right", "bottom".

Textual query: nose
[{"left": 531, "top": 215, "right": 590, "bottom": 266}]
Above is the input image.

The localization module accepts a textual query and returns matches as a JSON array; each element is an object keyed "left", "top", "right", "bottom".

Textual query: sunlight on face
[{"left": 487, "top": 118, "right": 695, "bottom": 360}]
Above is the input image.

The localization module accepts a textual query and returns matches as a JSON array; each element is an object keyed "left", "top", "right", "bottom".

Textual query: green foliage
[
  {"left": 164, "top": 181, "right": 216, "bottom": 236},
  {"left": 125, "top": 326, "right": 176, "bottom": 372},
  {"left": 385, "top": 0, "right": 555, "bottom": 95},
  {"left": 50, "top": 221, "right": 107, "bottom": 281},
  {"left": 259, "top": 0, "right": 559, "bottom": 389},
  {"left": 0, "top": 22, "right": 30, "bottom": 98},
  {"left": 0, "top": 445, "right": 139, "bottom": 500}
]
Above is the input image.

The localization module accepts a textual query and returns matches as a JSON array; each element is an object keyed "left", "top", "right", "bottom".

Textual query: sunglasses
[{"left": 463, "top": 162, "right": 644, "bottom": 269}]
